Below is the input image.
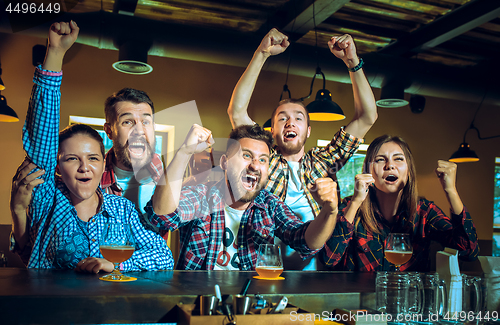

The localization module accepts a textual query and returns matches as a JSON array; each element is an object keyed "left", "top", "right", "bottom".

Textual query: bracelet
[{"left": 348, "top": 58, "right": 364, "bottom": 72}]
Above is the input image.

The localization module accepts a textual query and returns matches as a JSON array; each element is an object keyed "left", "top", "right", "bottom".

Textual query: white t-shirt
[
  {"left": 113, "top": 166, "right": 156, "bottom": 217},
  {"left": 214, "top": 205, "right": 244, "bottom": 270},
  {"left": 280, "top": 161, "right": 319, "bottom": 271}
]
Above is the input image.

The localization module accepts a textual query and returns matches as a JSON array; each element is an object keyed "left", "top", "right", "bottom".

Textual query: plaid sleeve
[
  {"left": 320, "top": 204, "right": 356, "bottom": 268},
  {"left": 422, "top": 201, "right": 479, "bottom": 261},
  {"left": 121, "top": 201, "right": 174, "bottom": 271},
  {"left": 271, "top": 199, "right": 318, "bottom": 258},
  {"left": 146, "top": 184, "right": 208, "bottom": 230},
  {"left": 308, "top": 127, "right": 363, "bottom": 177},
  {"left": 22, "top": 67, "right": 62, "bottom": 224}
]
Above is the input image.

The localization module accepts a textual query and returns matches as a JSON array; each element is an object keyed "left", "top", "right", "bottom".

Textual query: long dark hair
[{"left": 356, "top": 135, "right": 418, "bottom": 234}]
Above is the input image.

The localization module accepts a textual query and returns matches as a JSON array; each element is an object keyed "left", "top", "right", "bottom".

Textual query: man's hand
[
  {"left": 179, "top": 124, "right": 214, "bottom": 156},
  {"left": 48, "top": 21, "right": 79, "bottom": 54},
  {"left": 328, "top": 34, "right": 359, "bottom": 69},
  {"left": 435, "top": 160, "right": 458, "bottom": 194},
  {"left": 308, "top": 178, "right": 338, "bottom": 212},
  {"left": 75, "top": 257, "right": 114, "bottom": 274},
  {"left": 258, "top": 28, "right": 290, "bottom": 58},
  {"left": 10, "top": 158, "right": 45, "bottom": 215},
  {"left": 352, "top": 174, "right": 374, "bottom": 204}
]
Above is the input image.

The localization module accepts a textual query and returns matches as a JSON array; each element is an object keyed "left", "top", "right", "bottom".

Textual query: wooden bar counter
[{"left": 0, "top": 267, "right": 376, "bottom": 324}]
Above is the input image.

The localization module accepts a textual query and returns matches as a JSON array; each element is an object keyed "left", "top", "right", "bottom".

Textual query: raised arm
[
  {"left": 10, "top": 159, "right": 45, "bottom": 251},
  {"left": 329, "top": 35, "right": 377, "bottom": 139},
  {"left": 304, "top": 178, "right": 339, "bottom": 249},
  {"left": 43, "top": 21, "right": 79, "bottom": 72},
  {"left": 228, "top": 28, "right": 289, "bottom": 128},
  {"left": 435, "top": 160, "right": 464, "bottom": 214},
  {"left": 152, "top": 124, "right": 213, "bottom": 215}
]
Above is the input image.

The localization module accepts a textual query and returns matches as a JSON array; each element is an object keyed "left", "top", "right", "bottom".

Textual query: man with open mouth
[
  {"left": 147, "top": 124, "right": 340, "bottom": 271},
  {"left": 227, "top": 29, "right": 378, "bottom": 270},
  {"left": 101, "top": 89, "right": 164, "bottom": 236}
]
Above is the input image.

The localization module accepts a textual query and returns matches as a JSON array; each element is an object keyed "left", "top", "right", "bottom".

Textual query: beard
[
  {"left": 114, "top": 137, "right": 155, "bottom": 171},
  {"left": 226, "top": 167, "right": 266, "bottom": 204},
  {"left": 275, "top": 132, "right": 308, "bottom": 156}
]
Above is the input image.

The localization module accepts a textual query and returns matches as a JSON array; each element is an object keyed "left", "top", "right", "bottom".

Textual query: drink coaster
[
  {"left": 99, "top": 276, "right": 137, "bottom": 282},
  {"left": 253, "top": 275, "right": 285, "bottom": 280}
]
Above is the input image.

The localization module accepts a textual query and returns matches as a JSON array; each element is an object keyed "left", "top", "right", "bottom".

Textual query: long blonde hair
[{"left": 355, "top": 135, "right": 419, "bottom": 234}]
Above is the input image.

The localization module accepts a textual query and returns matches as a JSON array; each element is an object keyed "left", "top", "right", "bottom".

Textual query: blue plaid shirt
[
  {"left": 16, "top": 66, "right": 174, "bottom": 271},
  {"left": 147, "top": 179, "right": 318, "bottom": 270}
]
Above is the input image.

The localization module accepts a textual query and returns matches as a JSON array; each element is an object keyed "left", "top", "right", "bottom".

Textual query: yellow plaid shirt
[{"left": 266, "top": 127, "right": 362, "bottom": 217}]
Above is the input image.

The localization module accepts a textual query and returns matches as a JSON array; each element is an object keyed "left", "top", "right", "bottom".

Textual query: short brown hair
[
  {"left": 104, "top": 88, "right": 154, "bottom": 124},
  {"left": 226, "top": 125, "right": 273, "bottom": 155},
  {"left": 271, "top": 98, "right": 310, "bottom": 127}
]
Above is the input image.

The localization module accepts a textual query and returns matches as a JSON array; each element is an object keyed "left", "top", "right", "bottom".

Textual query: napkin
[{"left": 436, "top": 248, "right": 461, "bottom": 314}]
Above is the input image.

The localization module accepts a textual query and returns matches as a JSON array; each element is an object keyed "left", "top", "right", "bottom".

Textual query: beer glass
[
  {"left": 99, "top": 223, "right": 136, "bottom": 282},
  {"left": 255, "top": 244, "right": 283, "bottom": 279},
  {"left": 384, "top": 233, "right": 412, "bottom": 271}
]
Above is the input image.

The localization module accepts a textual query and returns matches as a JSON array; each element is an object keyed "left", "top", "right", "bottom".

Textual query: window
[
  {"left": 493, "top": 158, "right": 500, "bottom": 256},
  {"left": 317, "top": 140, "right": 367, "bottom": 199}
]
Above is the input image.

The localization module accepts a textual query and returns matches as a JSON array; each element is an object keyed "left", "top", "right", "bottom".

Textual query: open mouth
[
  {"left": 284, "top": 131, "right": 297, "bottom": 141},
  {"left": 128, "top": 140, "right": 146, "bottom": 158},
  {"left": 385, "top": 174, "right": 398, "bottom": 183},
  {"left": 241, "top": 173, "right": 259, "bottom": 191},
  {"left": 77, "top": 177, "right": 92, "bottom": 184}
]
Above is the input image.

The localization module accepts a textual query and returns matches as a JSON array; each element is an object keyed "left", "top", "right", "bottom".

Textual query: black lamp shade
[
  {"left": 263, "top": 119, "right": 272, "bottom": 132},
  {"left": 307, "top": 89, "right": 345, "bottom": 121},
  {"left": 0, "top": 76, "right": 5, "bottom": 91},
  {"left": 449, "top": 142, "right": 479, "bottom": 163},
  {"left": 0, "top": 95, "right": 19, "bottom": 122}
]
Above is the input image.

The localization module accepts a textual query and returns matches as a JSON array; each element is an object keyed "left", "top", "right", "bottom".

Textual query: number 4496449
[{"left": 5, "top": 2, "right": 61, "bottom": 14}]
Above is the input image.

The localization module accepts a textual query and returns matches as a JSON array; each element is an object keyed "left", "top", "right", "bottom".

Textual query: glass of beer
[
  {"left": 384, "top": 233, "right": 412, "bottom": 271},
  {"left": 99, "top": 223, "right": 136, "bottom": 281},
  {"left": 255, "top": 244, "right": 283, "bottom": 278}
]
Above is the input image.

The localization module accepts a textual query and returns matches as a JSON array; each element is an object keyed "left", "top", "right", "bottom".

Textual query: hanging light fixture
[
  {"left": 376, "top": 78, "right": 409, "bottom": 108},
  {"left": 263, "top": 119, "right": 272, "bottom": 132},
  {"left": 300, "top": 67, "right": 345, "bottom": 121},
  {"left": 112, "top": 40, "right": 153, "bottom": 75},
  {"left": 299, "top": 1, "right": 344, "bottom": 122},
  {"left": 0, "top": 95, "right": 19, "bottom": 122},
  {"left": 449, "top": 92, "right": 500, "bottom": 163},
  {"left": 449, "top": 140, "right": 479, "bottom": 163},
  {"left": 0, "top": 67, "right": 19, "bottom": 122}
]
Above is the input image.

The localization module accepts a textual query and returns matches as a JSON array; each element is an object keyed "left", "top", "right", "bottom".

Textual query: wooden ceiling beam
[
  {"left": 257, "top": 0, "right": 351, "bottom": 41},
  {"left": 379, "top": 0, "right": 500, "bottom": 57}
]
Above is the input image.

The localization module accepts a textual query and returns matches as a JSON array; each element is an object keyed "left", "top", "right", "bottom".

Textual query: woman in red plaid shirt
[{"left": 321, "top": 134, "right": 478, "bottom": 272}]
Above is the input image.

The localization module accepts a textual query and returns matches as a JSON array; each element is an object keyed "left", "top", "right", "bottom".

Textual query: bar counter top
[{"left": 0, "top": 267, "right": 376, "bottom": 324}]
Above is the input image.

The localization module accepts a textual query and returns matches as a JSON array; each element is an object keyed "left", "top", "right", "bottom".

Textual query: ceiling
[{"left": 1, "top": 0, "right": 500, "bottom": 105}]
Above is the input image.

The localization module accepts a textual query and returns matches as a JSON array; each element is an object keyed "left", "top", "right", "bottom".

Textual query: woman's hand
[
  {"left": 11, "top": 158, "right": 45, "bottom": 215},
  {"left": 75, "top": 257, "right": 114, "bottom": 274},
  {"left": 352, "top": 173, "right": 374, "bottom": 204}
]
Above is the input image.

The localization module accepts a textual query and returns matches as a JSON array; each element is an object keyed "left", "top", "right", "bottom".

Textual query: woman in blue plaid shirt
[
  {"left": 321, "top": 134, "right": 478, "bottom": 272},
  {"left": 10, "top": 21, "right": 174, "bottom": 272}
]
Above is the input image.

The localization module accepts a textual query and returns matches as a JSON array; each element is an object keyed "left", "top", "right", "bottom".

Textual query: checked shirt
[
  {"left": 266, "top": 127, "right": 362, "bottom": 217},
  {"left": 321, "top": 197, "right": 479, "bottom": 272},
  {"left": 147, "top": 179, "right": 318, "bottom": 270},
  {"left": 14, "top": 66, "right": 174, "bottom": 271}
]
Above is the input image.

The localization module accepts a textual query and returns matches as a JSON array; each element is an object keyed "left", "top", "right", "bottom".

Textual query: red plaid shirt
[
  {"left": 147, "top": 179, "right": 317, "bottom": 270},
  {"left": 321, "top": 197, "right": 479, "bottom": 272},
  {"left": 100, "top": 149, "right": 168, "bottom": 239},
  {"left": 266, "top": 127, "right": 362, "bottom": 217}
]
